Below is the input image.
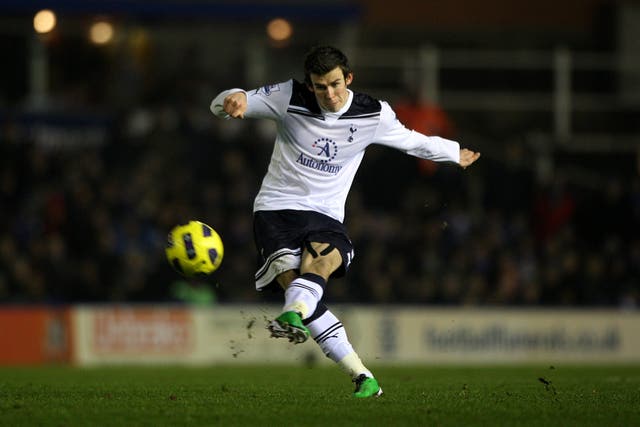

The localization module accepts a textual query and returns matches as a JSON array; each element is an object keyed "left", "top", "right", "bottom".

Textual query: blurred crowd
[
  {"left": 1, "top": 94, "right": 638, "bottom": 308},
  {"left": 0, "top": 33, "right": 639, "bottom": 308}
]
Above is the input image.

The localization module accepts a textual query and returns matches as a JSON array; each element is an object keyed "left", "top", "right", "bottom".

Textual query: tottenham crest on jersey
[{"left": 348, "top": 125, "right": 357, "bottom": 142}]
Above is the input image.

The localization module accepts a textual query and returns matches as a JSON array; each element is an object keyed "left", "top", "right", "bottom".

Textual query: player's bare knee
[{"left": 300, "top": 243, "right": 342, "bottom": 278}]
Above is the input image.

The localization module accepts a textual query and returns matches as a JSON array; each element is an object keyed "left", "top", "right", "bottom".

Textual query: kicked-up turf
[{"left": 0, "top": 364, "right": 639, "bottom": 426}]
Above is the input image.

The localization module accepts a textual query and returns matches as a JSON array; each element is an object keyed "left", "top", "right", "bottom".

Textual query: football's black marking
[
  {"left": 183, "top": 232, "right": 196, "bottom": 259},
  {"left": 208, "top": 248, "right": 218, "bottom": 264}
]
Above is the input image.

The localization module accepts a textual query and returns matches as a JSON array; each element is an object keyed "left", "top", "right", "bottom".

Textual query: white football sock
[
  {"left": 337, "top": 353, "right": 372, "bottom": 380},
  {"left": 283, "top": 273, "right": 325, "bottom": 319},
  {"left": 306, "top": 306, "right": 373, "bottom": 379}
]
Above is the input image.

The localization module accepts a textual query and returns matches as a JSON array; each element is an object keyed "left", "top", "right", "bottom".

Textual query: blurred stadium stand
[{"left": 0, "top": 0, "right": 638, "bottom": 308}]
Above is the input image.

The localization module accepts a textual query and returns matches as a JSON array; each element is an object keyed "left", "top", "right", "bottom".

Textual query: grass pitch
[{"left": 0, "top": 365, "right": 638, "bottom": 426}]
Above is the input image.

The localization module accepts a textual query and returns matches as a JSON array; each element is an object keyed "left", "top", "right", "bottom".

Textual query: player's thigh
[{"left": 299, "top": 241, "right": 343, "bottom": 279}]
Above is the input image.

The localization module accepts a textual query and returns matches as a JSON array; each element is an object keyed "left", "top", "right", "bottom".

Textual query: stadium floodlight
[
  {"left": 33, "top": 9, "right": 56, "bottom": 34},
  {"left": 89, "top": 21, "right": 114, "bottom": 45},
  {"left": 266, "top": 18, "right": 292, "bottom": 43}
]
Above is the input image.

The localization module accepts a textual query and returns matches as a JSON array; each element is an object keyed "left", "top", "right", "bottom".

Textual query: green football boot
[
  {"left": 353, "top": 374, "right": 383, "bottom": 398},
  {"left": 267, "top": 311, "right": 310, "bottom": 344}
]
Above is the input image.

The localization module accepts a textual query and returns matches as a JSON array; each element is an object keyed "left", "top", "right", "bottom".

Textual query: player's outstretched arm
[{"left": 459, "top": 148, "right": 481, "bottom": 169}]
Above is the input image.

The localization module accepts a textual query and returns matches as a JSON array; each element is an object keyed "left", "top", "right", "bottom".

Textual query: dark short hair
[{"left": 303, "top": 46, "right": 352, "bottom": 86}]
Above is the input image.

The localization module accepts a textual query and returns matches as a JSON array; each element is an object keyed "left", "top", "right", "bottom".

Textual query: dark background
[{"left": 0, "top": 0, "right": 638, "bottom": 307}]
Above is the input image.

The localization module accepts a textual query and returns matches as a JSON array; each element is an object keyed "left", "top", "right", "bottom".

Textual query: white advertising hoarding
[
  {"left": 72, "top": 305, "right": 640, "bottom": 365},
  {"left": 73, "top": 305, "right": 324, "bottom": 365},
  {"left": 343, "top": 307, "right": 639, "bottom": 364}
]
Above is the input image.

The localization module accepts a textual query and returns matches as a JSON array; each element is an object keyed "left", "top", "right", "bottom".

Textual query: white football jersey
[{"left": 211, "top": 79, "right": 460, "bottom": 222}]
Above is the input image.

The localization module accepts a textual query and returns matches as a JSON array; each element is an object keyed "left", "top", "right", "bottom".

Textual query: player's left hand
[{"left": 459, "top": 148, "right": 481, "bottom": 169}]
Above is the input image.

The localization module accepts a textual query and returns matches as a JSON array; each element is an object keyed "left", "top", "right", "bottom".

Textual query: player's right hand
[
  {"left": 223, "top": 92, "right": 247, "bottom": 118},
  {"left": 459, "top": 148, "right": 481, "bottom": 169}
]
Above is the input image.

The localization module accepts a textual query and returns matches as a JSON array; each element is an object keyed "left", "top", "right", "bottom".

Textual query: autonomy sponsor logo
[{"left": 296, "top": 137, "right": 342, "bottom": 175}]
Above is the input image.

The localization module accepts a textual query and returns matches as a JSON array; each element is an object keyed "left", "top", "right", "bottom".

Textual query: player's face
[{"left": 308, "top": 67, "right": 353, "bottom": 112}]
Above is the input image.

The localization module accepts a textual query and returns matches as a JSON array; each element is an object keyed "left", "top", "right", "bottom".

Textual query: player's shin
[
  {"left": 283, "top": 273, "right": 325, "bottom": 319},
  {"left": 304, "top": 304, "right": 373, "bottom": 380}
]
